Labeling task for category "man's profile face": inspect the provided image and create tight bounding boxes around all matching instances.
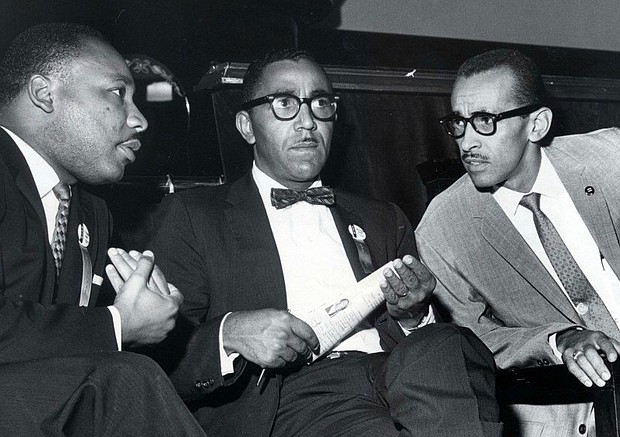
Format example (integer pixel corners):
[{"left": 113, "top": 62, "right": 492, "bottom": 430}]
[
  {"left": 43, "top": 37, "right": 148, "bottom": 185},
  {"left": 243, "top": 58, "right": 334, "bottom": 190},
  {"left": 451, "top": 68, "right": 540, "bottom": 192}
]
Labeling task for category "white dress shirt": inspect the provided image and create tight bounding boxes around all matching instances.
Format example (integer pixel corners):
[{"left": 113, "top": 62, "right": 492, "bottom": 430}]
[
  {"left": 1, "top": 126, "right": 122, "bottom": 349},
  {"left": 494, "top": 149, "right": 620, "bottom": 335}
]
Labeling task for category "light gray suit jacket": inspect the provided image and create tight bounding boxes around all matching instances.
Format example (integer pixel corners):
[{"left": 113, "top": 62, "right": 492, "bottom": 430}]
[{"left": 416, "top": 127, "right": 620, "bottom": 437}]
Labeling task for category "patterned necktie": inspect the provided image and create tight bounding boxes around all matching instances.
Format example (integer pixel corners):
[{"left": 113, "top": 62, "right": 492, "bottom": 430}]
[
  {"left": 271, "top": 187, "right": 335, "bottom": 209},
  {"left": 520, "top": 192, "right": 618, "bottom": 334},
  {"left": 51, "top": 182, "right": 71, "bottom": 277}
]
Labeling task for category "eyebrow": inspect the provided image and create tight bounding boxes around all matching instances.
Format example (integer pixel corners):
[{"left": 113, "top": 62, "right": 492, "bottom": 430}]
[
  {"left": 110, "top": 74, "right": 135, "bottom": 87},
  {"left": 272, "top": 88, "right": 332, "bottom": 97}
]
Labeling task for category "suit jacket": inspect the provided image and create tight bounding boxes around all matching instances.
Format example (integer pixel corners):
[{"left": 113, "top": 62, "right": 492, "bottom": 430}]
[
  {"left": 415, "top": 127, "right": 620, "bottom": 436},
  {"left": 150, "top": 172, "right": 418, "bottom": 437},
  {"left": 0, "top": 129, "right": 117, "bottom": 364}
]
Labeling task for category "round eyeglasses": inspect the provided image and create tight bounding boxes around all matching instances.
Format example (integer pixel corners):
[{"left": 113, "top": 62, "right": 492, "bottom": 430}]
[
  {"left": 439, "top": 104, "right": 541, "bottom": 138},
  {"left": 240, "top": 93, "right": 340, "bottom": 121}
]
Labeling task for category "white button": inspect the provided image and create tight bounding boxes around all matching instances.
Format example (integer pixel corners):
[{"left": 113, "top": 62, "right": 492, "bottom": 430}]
[{"left": 576, "top": 302, "right": 589, "bottom": 315}]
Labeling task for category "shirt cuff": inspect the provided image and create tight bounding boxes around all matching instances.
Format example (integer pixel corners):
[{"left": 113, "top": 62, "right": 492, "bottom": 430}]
[
  {"left": 399, "top": 306, "right": 436, "bottom": 335},
  {"left": 220, "top": 312, "right": 239, "bottom": 375},
  {"left": 107, "top": 305, "right": 122, "bottom": 351},
  {"left": 548, "top": 327, "right": 584, "bottom": 360}
]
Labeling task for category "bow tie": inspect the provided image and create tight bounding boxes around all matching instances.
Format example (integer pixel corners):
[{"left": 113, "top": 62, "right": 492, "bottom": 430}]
[{"left": 270, "top": 187, "right": 335, "bottom": 209}]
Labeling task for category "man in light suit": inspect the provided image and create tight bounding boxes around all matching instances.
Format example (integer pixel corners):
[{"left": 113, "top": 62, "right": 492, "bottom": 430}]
[
  {"left": 149, "top": 48, "right": 503, "bottom": 437},
  {"left": 416, "top": 48, "right": 620, "bottom": 436},
  {"left": 0, "top": 22, "right": 205, "bottom": 436}
]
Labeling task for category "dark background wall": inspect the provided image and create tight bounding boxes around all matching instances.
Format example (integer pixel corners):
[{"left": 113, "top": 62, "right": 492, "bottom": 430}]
[{"left": 3, "top": 1, "right": 620, "bottom": 248}]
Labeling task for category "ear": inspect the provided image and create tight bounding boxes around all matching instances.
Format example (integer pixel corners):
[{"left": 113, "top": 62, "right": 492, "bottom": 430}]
[
  {"left": 235, "top": 110, "right": 256, "bottom": 145},
  {"left": 26, "top": 75, "right": 56, "bottom": 113},
  {"left": 528, "top": 106, "right": 553, "bottom": 143}
]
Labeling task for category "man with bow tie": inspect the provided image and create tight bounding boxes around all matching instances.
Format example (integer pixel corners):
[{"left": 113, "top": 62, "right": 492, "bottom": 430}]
[{"left": 150, "top": 48, "right": 502, "bottom": 437}]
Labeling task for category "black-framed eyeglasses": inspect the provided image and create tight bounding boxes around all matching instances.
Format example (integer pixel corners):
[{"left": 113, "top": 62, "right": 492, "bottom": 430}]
[
  {"left": 240, "top": 93, "right": 340, "bottom": 121},
  {"left": 439, "top": 104, "right": 541, "bottom": 138}
]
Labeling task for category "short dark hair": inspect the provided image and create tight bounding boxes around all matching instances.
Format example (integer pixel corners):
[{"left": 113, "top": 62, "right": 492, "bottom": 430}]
[
  {"left": 0, "top": 22, "right": 107, "bottom": 105},
  {"left": 240, "top": 48, "right": 329, "bottom": 105},
  {"left": 456, "top": 49, "right": 546, "bottom": 106}
]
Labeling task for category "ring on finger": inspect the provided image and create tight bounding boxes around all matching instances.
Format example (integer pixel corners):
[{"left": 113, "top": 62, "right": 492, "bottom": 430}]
[{"left": 572, "top": 350, "right": 585, "bottom": 360}]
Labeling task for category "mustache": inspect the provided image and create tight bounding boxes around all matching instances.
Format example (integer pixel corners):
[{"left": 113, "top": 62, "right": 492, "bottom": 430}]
[{"left": 462, "top": 152, "right": 489, "bottom": 160}]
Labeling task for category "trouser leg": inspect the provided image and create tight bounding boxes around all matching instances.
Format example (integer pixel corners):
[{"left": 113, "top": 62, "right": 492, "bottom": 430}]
[
  {"left": 375, "top": 323, "right": 503, "bottom": 437},
  {"left": 0, "top": 352, "right": 206, "bottom": 437}
]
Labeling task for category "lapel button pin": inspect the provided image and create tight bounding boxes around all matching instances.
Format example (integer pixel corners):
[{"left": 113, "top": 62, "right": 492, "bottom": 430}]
[{"left": 585, "top": 186, "right": 595, "bottom": 196}]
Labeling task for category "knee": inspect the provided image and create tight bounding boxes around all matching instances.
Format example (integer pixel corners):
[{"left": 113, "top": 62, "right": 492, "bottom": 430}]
[
  {"left": 91, "top": 352, "right": 168, "bottom": 383},
  {"left": 397, "top": 323, "right": 495, "bottom": 367}
]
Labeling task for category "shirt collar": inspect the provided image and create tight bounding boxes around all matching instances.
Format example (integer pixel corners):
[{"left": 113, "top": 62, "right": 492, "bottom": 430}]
[
  {"left": 1, "top": 126, "right": 60, "bottom": 200},
  {"left": 251, "top": 162, "right": 322, "bottom": 210},
  {"left": 494, "top": 149, "right": 564, "bottom": 216}
]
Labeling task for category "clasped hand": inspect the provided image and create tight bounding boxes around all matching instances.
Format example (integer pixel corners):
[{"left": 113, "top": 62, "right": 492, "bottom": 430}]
[
  {"left": 106, "top": 248, "right": 183, "bottom": 346},
  {"left": 557, "top": 327, "right": 620, "bottom": 387},
  {"left": 380, "top": 254, "right": 435, "bottom": 330}
]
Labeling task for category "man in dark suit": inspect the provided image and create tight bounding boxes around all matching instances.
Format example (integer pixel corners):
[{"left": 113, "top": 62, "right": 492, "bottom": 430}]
[
  {"left": 0, "top": 23, "right": 205, "bottom": 436},
  {"left": 416, "top": 49, "right": 620, "bottom": 436},
  {"left": 150, "top": 48, "right": 502, "bottom": 437}
]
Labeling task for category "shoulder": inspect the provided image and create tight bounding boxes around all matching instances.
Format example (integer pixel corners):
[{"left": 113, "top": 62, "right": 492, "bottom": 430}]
[
  {"left": 418, "top": 174, "right": 473, "bottom": 226},
  {"left": 547, "top": 127, "right": 620, "bottom": 159}
]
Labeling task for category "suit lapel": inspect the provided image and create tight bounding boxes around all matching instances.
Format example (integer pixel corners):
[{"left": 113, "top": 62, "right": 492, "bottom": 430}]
[
  {"left": 224, "top": 174, "right": 287, "bottom": 310},
  {"left": 472, "top": 189, "right": 581, "bottom": 322},
  {"left": 330, "top": 203, "right": 367, "bottom": 282},
  {"left": 550, "top": 151, "right": 620, "bottom": 280},
  {"left": 0, "top": 130, "right": 56, "bottom": 302}
]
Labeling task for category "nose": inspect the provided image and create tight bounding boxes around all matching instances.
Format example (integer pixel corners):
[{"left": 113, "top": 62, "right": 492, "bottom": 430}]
[
  {"left": 127, "top": 101, "right": 149, "bottom": 133},
  {"left": 295, "top": 102, "right": 317, "bottom": 130},
  {"left": 457, "top": 122, "right": 480, "bottom": 153}
]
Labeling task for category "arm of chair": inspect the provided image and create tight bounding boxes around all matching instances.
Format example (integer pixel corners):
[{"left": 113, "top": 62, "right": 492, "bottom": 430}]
[{"left": 496, "top": 359, "right": 620, "bottom": 436}]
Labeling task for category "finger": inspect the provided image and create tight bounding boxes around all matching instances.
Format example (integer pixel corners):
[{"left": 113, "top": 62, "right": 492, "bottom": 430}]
[
  {"left": 287, "top": 335, "right": 312, "bottom": 361},
  {"left": 392, "top": 259, "right": 419, "bottom": 293},
  {"left": 130, "top": 252, "right": 156, "bottom": 282},
  {"left": 564, "top": 351, "right": 594, "bottom": 387},
  {"left": 380, "top": 279, "right": 399, "bottom": 304},
  {"left": 105, "top": 264, "right": 124, "bottom": 292},
  {"left": 149, "top": 262, "right": 171, "bottom": 295},
  {"left": 599, "top": 336, "right": 620, "bottom": 362},
  {"left": 584, "top": 347, "right": 610, "bottom": 386},
  {"left": 167, "top": 286, "right": 184, "bottom": 306},
  {"left": 383, "top": 267, "right": 408, "bottom": 297},
  {"left": 125, "top": 250, "right": 141, "bottom": 267},
  {"left": 107, "top": 248, "right": 135, "bottom": 281},
  {"left": 402, "top": 254, "right": 434, "bottom": 283},
  {"left": 289, "top": 317, "right": 320, "bottom": 354},
  {"left": 610, "top": 339, "right": 620, "bottom": 362}
]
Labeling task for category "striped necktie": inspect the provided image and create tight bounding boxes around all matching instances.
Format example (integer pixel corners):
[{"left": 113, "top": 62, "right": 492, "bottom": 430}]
[{"left": 51, "top": 182, "right": 71, "bottom": 277}]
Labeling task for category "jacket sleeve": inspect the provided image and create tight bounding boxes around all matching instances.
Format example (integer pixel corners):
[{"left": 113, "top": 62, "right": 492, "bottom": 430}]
[{"left": 416, "top": 231, "right": 578, "bottom": 369}]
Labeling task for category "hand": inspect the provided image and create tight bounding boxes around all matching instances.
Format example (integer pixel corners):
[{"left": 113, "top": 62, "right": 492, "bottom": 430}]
[
  {"left": 106, "top": 248, "right": 183, "bottom": 346},
  {"left": 223, "top": 309, "right": 320, "bottom": 369},
  {"left": 380, "top": 255, "right": 435, "bottom": 329},
  {"left": 557, "top": 328, "right": 620, "bottom": 387}
]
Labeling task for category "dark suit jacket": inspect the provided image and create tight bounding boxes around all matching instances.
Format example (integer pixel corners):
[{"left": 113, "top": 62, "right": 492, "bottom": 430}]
[
  {"left": 150, "top": 172, "right": 418, "bottom": 437},
  {"left": 0, "top": 129, "right": 117, "bottom": 364}
]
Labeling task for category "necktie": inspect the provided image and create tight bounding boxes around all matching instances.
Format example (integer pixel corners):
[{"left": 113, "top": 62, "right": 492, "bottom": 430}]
[
  {"left": 271, "top": 187, "right": 335, "bottom": 209},
  {"left": 51, "top": 182, "right": 71, "bottom": 277},
  {"left": 520, "top": 192, "right": 618, "bottom": 334}
]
